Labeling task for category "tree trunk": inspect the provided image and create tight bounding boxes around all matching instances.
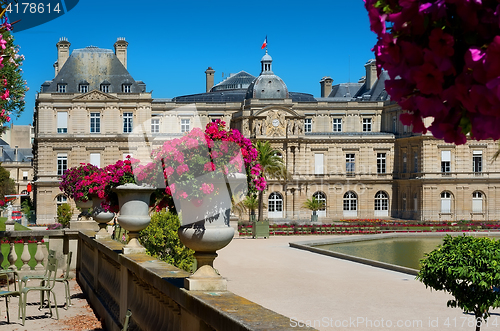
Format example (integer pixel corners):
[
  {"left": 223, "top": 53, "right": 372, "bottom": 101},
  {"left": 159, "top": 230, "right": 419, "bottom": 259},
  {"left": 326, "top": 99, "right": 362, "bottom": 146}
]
[
  {"left": 258, "top": 190, "right": 264, "bottom": 222},
  {"left": 475, "top": 311, "right": 482, "bottom": 331}
]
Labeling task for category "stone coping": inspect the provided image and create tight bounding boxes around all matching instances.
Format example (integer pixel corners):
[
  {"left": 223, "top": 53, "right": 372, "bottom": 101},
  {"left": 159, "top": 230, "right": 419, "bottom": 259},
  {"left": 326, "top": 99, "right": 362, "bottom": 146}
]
[
  {"left": 79, "top": 231, "right": 317, "bottom": 331},
  {"left": 289, "top": 232, "right": 500, "bottom": 277}
]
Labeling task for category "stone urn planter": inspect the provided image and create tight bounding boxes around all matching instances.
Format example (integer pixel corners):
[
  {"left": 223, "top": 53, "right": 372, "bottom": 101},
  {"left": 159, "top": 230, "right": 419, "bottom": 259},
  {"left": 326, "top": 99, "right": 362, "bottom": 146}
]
[
  {"left": 75, "top": 199, "right": 93, "bottom": 213},
  {"left": 90, "top": 195, "right": 115, "bottom": 239},
  {"left": 113, "top": 183, "right": 155, "bottom": 254},
  {"left": 177, "top": 172, "right": 246, "bottom": 291}
]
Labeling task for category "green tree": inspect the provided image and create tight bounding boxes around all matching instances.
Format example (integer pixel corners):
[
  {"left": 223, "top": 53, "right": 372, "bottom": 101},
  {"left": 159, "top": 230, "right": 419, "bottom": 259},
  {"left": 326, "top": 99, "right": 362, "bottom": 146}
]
[
  {"left": 302, "top": 196, "right": 326, "bottom": 215},
  {"left": 417, "top": 235, "right": 500, "bottom": 331},
  {"left": 139, "top": 210, "right": 194, "bottom": 272},
  {"left": 255, "top": 141, "right": 290, "bottom": 222},
  {"left": 0, "top": 164, "right": 15, "bottom": 206},
  {"left": 56, "top": 203, "right": 73, "bottom": 228},
  {"left": 0, "top": 8, "right": 29, "bottom": 129}
]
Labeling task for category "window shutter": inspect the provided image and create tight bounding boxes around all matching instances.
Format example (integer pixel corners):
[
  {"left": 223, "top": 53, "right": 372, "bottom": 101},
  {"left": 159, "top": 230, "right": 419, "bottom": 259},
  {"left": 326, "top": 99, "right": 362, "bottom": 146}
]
[
  {"left": 441, "top": 150, "right": 451, "bottom": 162},
  {"left": 314, "top": 154, "right": 324, "bottom": 174},
  {"left": 90, "top": 153, "right": 101, "bottom": 167},
  {"left": 57, "top": 112, "right": 68, "bottom": 128}
]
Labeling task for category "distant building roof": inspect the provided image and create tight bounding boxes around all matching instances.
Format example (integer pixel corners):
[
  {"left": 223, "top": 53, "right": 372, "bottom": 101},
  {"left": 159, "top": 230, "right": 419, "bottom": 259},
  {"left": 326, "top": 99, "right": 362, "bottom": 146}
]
[
  {"left": 41, "top": 46, "right": 145, "bottom": 93},
  {"left": 211, "top": 71, "right": 256, "bottom": 92}
]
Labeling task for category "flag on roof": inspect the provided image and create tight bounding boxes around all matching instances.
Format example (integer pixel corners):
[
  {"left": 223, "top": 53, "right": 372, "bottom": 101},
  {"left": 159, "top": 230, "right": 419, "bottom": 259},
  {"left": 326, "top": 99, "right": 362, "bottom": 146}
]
[{"left": 261, "top": 36, "right": 267, "bottom": 49}]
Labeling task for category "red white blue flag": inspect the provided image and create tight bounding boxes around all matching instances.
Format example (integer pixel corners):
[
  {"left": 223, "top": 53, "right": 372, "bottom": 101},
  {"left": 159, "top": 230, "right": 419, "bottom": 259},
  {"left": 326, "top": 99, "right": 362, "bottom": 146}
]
[{"left": 261, "top": 36, "right": 267, "bottom": 49}]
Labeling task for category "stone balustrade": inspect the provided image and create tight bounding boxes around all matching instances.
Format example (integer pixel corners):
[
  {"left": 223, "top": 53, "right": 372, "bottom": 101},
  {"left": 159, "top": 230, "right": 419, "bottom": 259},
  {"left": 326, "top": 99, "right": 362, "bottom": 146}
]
[
  {"left": 1, "top": 228, "right": 315, "bottom": 330},
  {"left": 0, "top": 229, "right": 79, "bottom": 277},
  {"left": 77, "top": 230, "right": 316, "bottom": 331}
]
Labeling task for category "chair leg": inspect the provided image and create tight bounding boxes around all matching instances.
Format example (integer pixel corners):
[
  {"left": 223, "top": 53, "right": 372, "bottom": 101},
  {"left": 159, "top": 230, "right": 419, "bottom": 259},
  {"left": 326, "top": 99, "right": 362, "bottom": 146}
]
[
  {"left": 21, "top": 292, "right": 27, "bottom": 326},
  {"left": 51, "top": 290, "right": 59, "bottom": 320},
  {"left": 5, "top": 297, "right": 9, "bottom": 323},
  {"left": 65, "top": 280, "right": 71, "bottom": 308}
]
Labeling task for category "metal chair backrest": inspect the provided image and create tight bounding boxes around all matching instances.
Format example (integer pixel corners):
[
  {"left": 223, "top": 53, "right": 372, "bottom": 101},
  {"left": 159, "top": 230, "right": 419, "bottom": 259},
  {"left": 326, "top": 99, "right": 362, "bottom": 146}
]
[{"left": 44, "top": 257, "right": 59, "bottom": 290}]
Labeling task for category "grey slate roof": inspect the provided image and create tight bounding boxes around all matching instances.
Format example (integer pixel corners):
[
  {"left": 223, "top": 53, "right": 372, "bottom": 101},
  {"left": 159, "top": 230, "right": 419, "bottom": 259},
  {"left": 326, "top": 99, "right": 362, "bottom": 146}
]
[
  {"left": 328, "top": 83, "right": 364, "bottom": 99},
  {"left": 0, "top": 147, "right": 32, "bottom": 162},
  {"left": 354, "top": 71, "right": 390, "bottom": 101},
  {"left": 172, "top": 90, "right": 315, "bottom": 103},
  {"left": 41, "top": 46, "right": 144, "bottom": 93},
  {"left": 211, "top": 71, "right": 256, "bottom": 92}
]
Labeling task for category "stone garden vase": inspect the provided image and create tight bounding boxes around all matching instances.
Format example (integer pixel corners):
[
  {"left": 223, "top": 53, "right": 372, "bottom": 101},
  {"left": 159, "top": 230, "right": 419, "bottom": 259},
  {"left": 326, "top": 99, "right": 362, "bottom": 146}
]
[
  {"left": 177, "top": 173, "right": 246, "bottom": 291},
  {"left": 90, "top": 195, "right": 115, "bottom": 239},
  {"left": 113, "top": 183, "right": 155, "bottom": 254}
]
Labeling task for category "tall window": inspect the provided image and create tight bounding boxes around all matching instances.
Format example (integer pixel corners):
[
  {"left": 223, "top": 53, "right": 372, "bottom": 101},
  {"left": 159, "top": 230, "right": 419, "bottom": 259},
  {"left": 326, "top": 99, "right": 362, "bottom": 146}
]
[
  {"left": 413, "top": 193, "right": 418, "bottom": 212},
  {"left": 79, "top": 84, "right": 88, "bottom": 93},
  {"left": 343, "top": 191, "right": 357, "bottom": 217},
  {"left": 441, "top": 150, "right": 451, "bottom": 174},
  {"left": 402, "top": 153, "right": 407, "bottom": 173},
  {"left": 402, "top": 193, "right": 407, "bottom": 211},
  {"left": 346, "top": 154, "right": 355, "bottom": 175},
  {"left": 472, "top": 191, "right": 483, "bottom": 213},
  {"left": 441, "top": 192, "right": 451, "bottom": 213},
  {"left": 57, "top": 112, "right": 68, "bottom": 133},
  {"left": 377, "top": 153, "right": 386, "bottom": 174},
  {"left": 332, "top": 118, "right": 342, "bottom": 132},
  {"left": 100, "top": 84, "right": 109, "bottom": 93},
  {"left": 151, "top": 118, "right": 160, "bottom": 133},
  {"left": 314, "top": 153, "right": 324, "bottom": 175},
  {"left": 363, "top": 118, "right": 372, "bottom": 132},
  {"left": 304, "top": 118, "right": 312, "bottom": 133},
  {"left": 392, "top": 116, "right": 397, "bottom": 133},
  {"left": 374, "top": 191, "right": 389, "bottom": 217},
  {"left": 90, "top": 153, "right": 101, "bottom": 167},
  {"left": 181, "top": 119, "right": 190, "bottom": 133},
  {"left": 123, "top": 112, "right": 133, "bottom": 133},
  {"left": 90, "top": 112, "right": 100, "bottom": 133},
  {"left": 473, "top": 151, "right": 482, "bottom": 173},
  {"left": 313, "top": 192, "right": 327, "bottom": 217},
  {"left": 122, "top": 84, "right": 131, "bottom": 93},
  {"left": 57, "top": 84, "right": 66, "bottom": 93},
  {"left": 23, "top": 171, "right": 28, "bottom": 181},
  {"left": 268, "top": 192, "right": 283, "bottom": 218},
  {"left": 414, "top": 151, "right": 418, "bottom": 173},
  {"left": 57, "top": 154, "right": 67, "bottom": 176}
]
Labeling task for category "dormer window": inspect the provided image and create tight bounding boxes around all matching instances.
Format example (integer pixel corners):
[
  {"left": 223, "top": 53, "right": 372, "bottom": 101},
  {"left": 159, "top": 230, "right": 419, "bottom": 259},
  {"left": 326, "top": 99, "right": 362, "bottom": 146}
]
[
  {"left": 100, "top": 80, "right": 110, "bottom": 93},
  {"left": 57, "top": 84, "right": 67, "bottom": 93},
  {"left": 122, "top": 84, "right": 131, "bottom": 93},
  {"left": 79, "top": 84, "right": 88, "bottom": 93}
]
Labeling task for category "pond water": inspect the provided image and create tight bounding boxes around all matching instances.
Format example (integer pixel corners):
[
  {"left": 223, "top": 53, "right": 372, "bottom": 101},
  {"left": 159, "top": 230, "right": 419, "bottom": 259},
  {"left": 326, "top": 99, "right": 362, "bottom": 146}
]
[{"left": 316, "top": 237, "right": 453, "bottom": 270}]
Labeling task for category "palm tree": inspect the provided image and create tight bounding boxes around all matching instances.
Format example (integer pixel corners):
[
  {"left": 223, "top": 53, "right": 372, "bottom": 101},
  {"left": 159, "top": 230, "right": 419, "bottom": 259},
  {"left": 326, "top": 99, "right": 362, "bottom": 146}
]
[
  {"left": 255, "top": 141, "right": 290, "bottom": 222},
  {"left": 302, "top": 196, "right": 326, "bottom": 216}
]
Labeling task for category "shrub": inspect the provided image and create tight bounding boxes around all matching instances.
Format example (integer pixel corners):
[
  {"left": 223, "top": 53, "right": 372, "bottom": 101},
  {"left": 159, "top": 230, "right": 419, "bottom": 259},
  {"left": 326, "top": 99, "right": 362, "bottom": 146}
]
[
  {"left": 56, "top": 203, "right": 73, "bottom": 228},
  {"left": 139, "top": 210, "right": 194, "bottom": 272}
]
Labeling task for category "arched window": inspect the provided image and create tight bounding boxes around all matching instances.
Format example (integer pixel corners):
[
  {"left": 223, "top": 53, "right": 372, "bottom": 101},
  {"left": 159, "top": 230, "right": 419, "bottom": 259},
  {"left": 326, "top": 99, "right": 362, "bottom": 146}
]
[
  {"left": 268, "top": 192, "right": 283, "bottom": 218},
  {"left": 374, "top": 191, "right": 388, "bottom": 217},
  {"left": 472, "top": 191, "right": 484, "bottom": 213},
  {"left": 343, "top": 191, "right": 357, "bottom": 217},
  {"left": 313, "top": 192, "right": 326, "bottom": 217},
  {"left": 56, "top": 195, "right": 67, "bottom": 206},
  {"left": 441, "top": 191, "right": 452, "bottom": 213}
]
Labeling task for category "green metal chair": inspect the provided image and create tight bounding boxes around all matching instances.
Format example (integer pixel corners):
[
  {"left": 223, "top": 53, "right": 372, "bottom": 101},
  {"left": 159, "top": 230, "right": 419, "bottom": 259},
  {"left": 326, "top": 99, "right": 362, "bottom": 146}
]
[
  {"left": 20, "top": 257, "right": 60, "bottom": 325},
  {"left": 55, "top": 251, "right": 73, "bottom": 309},
  {"left": 0, "top": 277, "right": 21, "bottom": 323},
  {"left": 122, "top": 309, "right": 132, "bottom": 331}
]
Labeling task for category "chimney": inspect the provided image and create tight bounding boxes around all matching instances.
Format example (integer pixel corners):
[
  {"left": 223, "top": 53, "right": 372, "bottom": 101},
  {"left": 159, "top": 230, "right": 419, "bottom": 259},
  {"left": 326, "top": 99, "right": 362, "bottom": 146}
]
[
  {"left": 365, "top": 59, "right": 378, "bottom": 90},
  {"left": 205, "top": 67, "right": 215, "bottom": 92},
  {"left": 114, "top": 37, "right": 129, "bottom": 69},
  {"left": 319, "top": 76, "right": 333, "bottom": 98},
  {"left": 55, "top": 37, "right": 71, "bottom": 77}
]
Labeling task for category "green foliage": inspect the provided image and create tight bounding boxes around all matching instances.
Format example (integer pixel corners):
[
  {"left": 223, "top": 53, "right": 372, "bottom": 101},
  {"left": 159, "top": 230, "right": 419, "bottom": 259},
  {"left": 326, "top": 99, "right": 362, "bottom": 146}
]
[
  {"left": 417, "top": 235, "right": 500, "bottom": 327},
  {"left": 56, "top": 203, "right": 73, "bottom": 228},
  {"left": 302, "top": 196, "right": 326, "bottom": 213},
  {"left": 0, "top": 164, "right": 15, "bottom": 205},
  {"left": 21, "top": 198, "right": 33, "bottom": 216},
  {"left": 255, "top": 141, "right": 290, "bottom": 221},
  {"left": 139, "top": 210, "right": 194, "bottom": 272}
]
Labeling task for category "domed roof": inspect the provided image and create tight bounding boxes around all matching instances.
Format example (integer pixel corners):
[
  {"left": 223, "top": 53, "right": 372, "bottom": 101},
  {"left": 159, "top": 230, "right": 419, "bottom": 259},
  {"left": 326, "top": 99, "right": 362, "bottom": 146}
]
[
  {"left": 245, "top": 51, "right": 289, "bottom": 99},
  {"left": 210, "top": 71, "right": 256, "bottom": 92}
]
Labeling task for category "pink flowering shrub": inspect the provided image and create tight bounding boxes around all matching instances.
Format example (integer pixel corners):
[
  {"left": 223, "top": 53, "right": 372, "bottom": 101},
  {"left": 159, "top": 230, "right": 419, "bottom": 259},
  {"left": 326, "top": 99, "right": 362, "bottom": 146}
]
[
  {"left": 136, "top": 120, "right": 266, "bottom": 211},
  {"left": 59, "top": 163, "right": 103, "bottom": 202},
  {"left": 365, "top": 0, "right": 500, "bottom": 144}
]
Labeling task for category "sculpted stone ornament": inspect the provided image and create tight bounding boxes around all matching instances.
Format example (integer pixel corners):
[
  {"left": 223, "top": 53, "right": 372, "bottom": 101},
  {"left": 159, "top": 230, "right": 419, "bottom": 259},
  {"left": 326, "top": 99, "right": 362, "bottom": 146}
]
[
  {"left": 73, "top": 90, "right": 118, "bottom": 101},
  {"left": 265, "top": 110, "right": 286, "bottom": 137}
]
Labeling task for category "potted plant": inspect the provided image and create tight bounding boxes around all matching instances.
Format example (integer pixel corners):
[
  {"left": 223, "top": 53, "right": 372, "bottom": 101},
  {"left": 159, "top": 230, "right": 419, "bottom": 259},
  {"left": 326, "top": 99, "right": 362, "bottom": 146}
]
[
  {"left": 59, "top": 163, "right": 101, "bottom": 211},
  {"left": 302, "top": 196, "right": 326, "bottom": 223}
]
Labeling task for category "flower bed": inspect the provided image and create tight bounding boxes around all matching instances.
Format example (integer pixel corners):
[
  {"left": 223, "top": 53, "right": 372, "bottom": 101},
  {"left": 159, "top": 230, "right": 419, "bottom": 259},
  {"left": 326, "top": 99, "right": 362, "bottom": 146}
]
[{"left": 238, "top": 220, "right": 500, "bottom": 236}]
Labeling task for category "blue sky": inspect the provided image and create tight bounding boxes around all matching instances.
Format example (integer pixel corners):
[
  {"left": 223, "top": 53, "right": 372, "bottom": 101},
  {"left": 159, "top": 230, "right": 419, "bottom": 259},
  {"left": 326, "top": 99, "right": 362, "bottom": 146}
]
[{"left": 10, "top": 0, "right": 377, "bottom": 126}]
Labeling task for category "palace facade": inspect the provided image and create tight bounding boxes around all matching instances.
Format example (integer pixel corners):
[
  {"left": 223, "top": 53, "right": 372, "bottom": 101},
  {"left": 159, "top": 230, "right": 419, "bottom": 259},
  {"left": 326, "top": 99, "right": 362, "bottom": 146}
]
[{"left": 33, "top": 38, "right": 500, "bottom": 223}]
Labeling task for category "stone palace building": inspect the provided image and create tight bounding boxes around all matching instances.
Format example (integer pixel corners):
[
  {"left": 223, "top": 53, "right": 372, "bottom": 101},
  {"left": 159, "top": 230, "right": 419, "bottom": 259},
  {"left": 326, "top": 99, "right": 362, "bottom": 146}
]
[{"left": 33, "top": 38, "right": 500, "bottom": 223}]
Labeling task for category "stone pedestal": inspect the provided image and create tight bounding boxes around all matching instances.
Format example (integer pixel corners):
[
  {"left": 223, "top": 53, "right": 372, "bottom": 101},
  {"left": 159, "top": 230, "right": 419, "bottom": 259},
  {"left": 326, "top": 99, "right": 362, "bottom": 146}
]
[
  {"left": 184, "top": 265, "right": 227, "bottom": 291},
  {"left": 5, "top": 221, "right": 15, "bottom": 231}
]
